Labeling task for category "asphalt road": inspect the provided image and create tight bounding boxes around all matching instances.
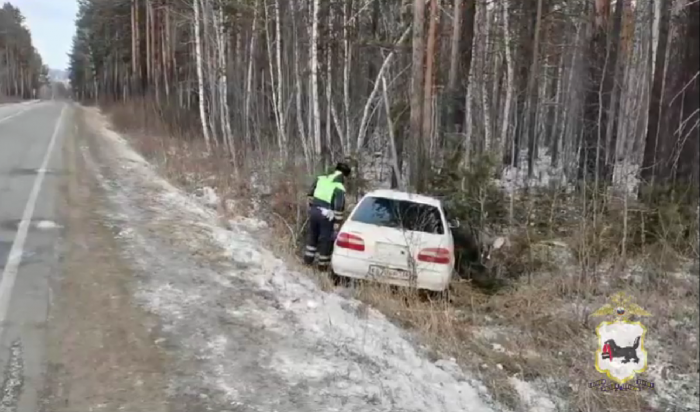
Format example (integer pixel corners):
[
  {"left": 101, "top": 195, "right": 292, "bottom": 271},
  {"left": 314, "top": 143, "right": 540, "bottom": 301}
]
[{"left": 0, "top": 101, "right": 66, "bottom": 411}]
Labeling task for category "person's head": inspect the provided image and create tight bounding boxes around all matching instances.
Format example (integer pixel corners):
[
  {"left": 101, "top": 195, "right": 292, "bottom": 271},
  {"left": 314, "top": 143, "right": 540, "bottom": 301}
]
[{"left": 335, "top": 162, "right": 351, "bottom": 177}]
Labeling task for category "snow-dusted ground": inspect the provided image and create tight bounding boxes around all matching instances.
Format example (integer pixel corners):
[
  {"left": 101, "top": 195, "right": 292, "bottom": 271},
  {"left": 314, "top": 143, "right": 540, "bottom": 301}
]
[
  {"left": 81, "top": 111, "right": 505, "bottom": 411},
  {"left": 358, "top": 145, "right": 697, "bottom": 412}
]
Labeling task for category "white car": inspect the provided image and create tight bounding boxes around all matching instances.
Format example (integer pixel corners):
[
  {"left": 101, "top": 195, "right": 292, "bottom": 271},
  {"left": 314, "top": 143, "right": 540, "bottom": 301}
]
[{"left": 331, "top": 189, "right": 457, "bottom": 292}]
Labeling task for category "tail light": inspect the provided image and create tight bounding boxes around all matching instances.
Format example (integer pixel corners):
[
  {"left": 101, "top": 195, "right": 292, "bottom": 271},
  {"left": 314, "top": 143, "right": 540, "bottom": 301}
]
[
  {"left": 417, "top": 247, "right": 451, "bottom": 264},
  {"left": 336, "top": 232, "right": 365, "bottom": 251}
]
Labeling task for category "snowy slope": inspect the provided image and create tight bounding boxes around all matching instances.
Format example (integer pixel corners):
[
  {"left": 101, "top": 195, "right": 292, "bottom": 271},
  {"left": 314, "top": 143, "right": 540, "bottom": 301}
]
[{"left": 82, "top": 110, "right": 506, "bottom": 412}]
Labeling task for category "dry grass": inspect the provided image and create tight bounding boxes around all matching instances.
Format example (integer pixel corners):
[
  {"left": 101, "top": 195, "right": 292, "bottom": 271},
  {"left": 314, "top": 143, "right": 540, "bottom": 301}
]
[{"left": 102, "top": 100, "right": 699, "bottom": 412}]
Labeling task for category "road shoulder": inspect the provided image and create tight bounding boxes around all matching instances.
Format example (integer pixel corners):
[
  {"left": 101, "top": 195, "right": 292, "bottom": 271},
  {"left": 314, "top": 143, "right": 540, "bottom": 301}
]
[{"left": 40, "top": 106, "right": 169, "bottom": 412}]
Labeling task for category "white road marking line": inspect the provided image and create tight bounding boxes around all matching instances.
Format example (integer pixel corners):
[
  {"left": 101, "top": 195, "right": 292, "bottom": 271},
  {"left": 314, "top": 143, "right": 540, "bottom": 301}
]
[
  {"left": 0, "top": 102, "right": 41, "bottom": 125},
  {"left": 0, "top": 104, "right": 66, "bottom": 334}
]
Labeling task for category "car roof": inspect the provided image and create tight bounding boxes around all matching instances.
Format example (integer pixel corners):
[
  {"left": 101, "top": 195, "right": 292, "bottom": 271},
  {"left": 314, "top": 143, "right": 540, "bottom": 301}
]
[{"left": 362, "top": 189, "right": 442, "bottom": 207}]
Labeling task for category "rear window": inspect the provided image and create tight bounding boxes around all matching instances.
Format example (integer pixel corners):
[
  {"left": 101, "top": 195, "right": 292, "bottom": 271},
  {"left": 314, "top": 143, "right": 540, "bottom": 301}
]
[{"left": 350, "top": 196, "right": 445, "bottom": 234}]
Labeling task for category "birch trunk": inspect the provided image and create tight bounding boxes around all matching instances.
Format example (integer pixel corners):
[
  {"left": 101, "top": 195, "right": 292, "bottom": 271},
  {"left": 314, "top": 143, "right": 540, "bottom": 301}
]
[
  {"left": 131, "top": 0, "right": 137, "bottom": 74},
  {"left": 291, "top": 2, "right": 312, "bottom": 172},
  {"left": 500, "top": 0, "right": 514, "bottom": 165},
  {"left": 162, "top": 5, "right": 170, "bottom": 98},
  {"left": 202, "top": 0, "right": 219, "bottom": 147},
  {"left": 464, "top": 68, "right": 473, "bottom": 166},
  {"left": 525, "top": 0, "right": 544, "bottom": 177},
  {"left": 193, "top": 0, "right": 212, "bottom": 152},
  {"left": 409, "top": 0, "right": 427, "bottom": 190},
  {"left": 551, "top": 51, "right": 565, "bottom": 167},
  {"left": 481, "top": 3, "right": 492, "bottom": 152},
  {"left": 491, "top": 26, "right": 502, "bottom": 143},
  {"left": 310, "top": 0, "right": 322, "bottom": 163},
  {"left": 244, "top": 3, "right": 258, "bottom": 148},
  {"left": 265, "top": 0, "right": 287, "bottom": 158},
  {"left": 146, "top": 0, "right": 151, "bottom": 82},
  {"left": 216, "top": 5, "right": 235, "bottom": 166},
  {"left": 325, "top": 3, "right": 334, "bottom": 167},
  {"left": 422, "top": 0, "right": 439, "bottom": 158},
  {"left": 274, "top": 0, "right": 287, "bottom": 156},
  {"left": 342, "top": 0, "right": 352, "bottom": 154}
]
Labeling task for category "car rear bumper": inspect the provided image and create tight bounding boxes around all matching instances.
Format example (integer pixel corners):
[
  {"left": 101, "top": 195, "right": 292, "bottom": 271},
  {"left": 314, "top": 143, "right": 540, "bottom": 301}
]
[{"left": 331, "top": 253, "right": 451, "bottom": 292}]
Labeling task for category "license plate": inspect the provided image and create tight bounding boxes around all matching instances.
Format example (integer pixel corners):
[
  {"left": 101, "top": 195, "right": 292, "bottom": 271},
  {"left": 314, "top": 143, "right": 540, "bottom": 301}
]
[{"left": 368, "top": 265, "right": 411, "bottom": 280}]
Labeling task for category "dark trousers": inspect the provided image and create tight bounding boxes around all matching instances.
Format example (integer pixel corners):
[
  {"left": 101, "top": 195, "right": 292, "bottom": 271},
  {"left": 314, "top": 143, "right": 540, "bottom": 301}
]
[{"left": 304, "top": 206, "right": 334, "bottom": 269}]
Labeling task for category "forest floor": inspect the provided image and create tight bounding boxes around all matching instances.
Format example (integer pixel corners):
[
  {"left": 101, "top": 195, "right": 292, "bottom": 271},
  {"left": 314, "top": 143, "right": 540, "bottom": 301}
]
[{"left": 101, "top": 102, "right": 699, "bottom": 412}]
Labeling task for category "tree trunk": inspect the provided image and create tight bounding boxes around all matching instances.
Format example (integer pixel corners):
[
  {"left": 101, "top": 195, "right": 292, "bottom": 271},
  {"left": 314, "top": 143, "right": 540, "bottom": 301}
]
[
  {"left": 500, "top": 0, "right": 515, "bottom": 167},
  {"left": 640, "top": 0, "right": 670, "bottom": 187},
  {"left": 310, "top": 0, "right": 322, "bottom": 166},
  {"left": 550, "top": 51, "right": 564, "bottom": 168},
  {"left": 215, "top": 5, "right": 235, "bottom": 167},
  {"left": 423, "top": 0, "right": 439, "bottom": 159},
  {"left": 603, "top": 0, "right": 625, "bottom": 181},
  {"left": 525, "top": 0, "right": 543, "bottom": 178},
  {"left": 452, "top": 0, "right": 476, "bottom": 133},
  {"left": 409, "top": 0, "right": 427, "bottom": 190},
  {"left": 291, "top": 1, "right": 312, "bottom": 172},
  {"left": 446, "top": 0, "right": 463, "bottom": 102},
  {"left": 480, "top": 3, "right": 492, "bottom": 153},
  {"left": 342, "top": 0, "right": 353, "bottom": 155},
  {"left": 578, "top": 0, "right": 612, "bottom": 184},
  {"left": 671, "top": 0, "right": 699, "bottom": 185},
  {"left": 382, "top": 74, "right": 404, "bottom": 190},
  {"left": 193, "top": 0, "right": 212, "bottom": 152},
  {"left": 265, "top": 0, "right": 287, "bottom": 159},
  {"left": 324, "top": 1, "right": 334, "bottom": 169},
  {"left": 275, "top": 0, "right": 287, "bottom": 158},
  {"left": 244, "top": 2, "right": 258, "bottom": 149}
]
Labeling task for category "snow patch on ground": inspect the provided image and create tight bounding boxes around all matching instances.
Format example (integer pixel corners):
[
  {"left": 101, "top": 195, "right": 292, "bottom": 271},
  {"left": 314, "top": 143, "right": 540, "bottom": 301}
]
[
  {"left": 508, "top": 378, "right": 557, "bottom": 412},
  {"left": 645, "top": 363, "right": 700, "bottom": 412},
  {"left": 35, "top": 220, "right": 61, "bottom": 229},
  {"left": 86, "top": 111, "right": 506, "bottom": 412},
  {"left": 192, "top": 186, "right": 219, "bottom": 208}
]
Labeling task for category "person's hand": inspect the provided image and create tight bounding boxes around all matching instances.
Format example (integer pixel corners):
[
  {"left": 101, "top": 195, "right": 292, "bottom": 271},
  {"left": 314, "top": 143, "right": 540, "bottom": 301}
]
[{"left": 333, "top": 222, "right": 340, "bottom": 232}]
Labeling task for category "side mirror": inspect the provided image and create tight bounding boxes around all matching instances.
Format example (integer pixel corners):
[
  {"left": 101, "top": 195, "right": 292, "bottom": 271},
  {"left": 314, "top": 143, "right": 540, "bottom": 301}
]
[{"left": 448, "top": 218, "right": 460, "bottom": 229}]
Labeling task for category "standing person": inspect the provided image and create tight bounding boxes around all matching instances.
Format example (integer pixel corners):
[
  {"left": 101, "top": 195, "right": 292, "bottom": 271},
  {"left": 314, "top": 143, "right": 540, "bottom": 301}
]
[{"left": 303, "top": 162, "right": 352, "bottom": 270}]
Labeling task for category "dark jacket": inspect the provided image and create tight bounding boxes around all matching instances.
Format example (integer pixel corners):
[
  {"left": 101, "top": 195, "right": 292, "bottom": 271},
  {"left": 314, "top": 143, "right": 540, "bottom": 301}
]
[{"left": 307, "top": 172, "right": 346, "bottom": 223}]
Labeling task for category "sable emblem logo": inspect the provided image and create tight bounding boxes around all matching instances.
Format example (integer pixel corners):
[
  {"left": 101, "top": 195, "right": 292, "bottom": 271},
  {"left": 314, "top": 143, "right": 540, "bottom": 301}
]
[{"left": 592, "top": 292, "right": 652, "bottom": 384}]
